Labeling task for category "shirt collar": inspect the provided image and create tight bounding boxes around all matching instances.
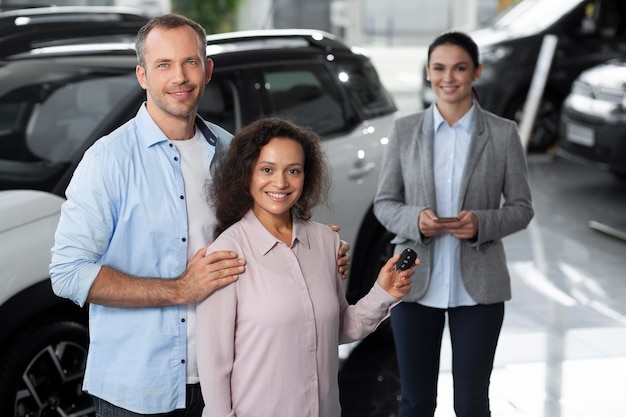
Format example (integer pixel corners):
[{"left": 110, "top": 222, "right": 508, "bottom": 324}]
[
  {"left": 433, "top": 102, "right": 476, "bottom": 134},
  {"left": 136, "top": 103, "right": 172, "bottom": 148},
  {"left": 241, "top": 209, "right": 310, "bottom": 255}
]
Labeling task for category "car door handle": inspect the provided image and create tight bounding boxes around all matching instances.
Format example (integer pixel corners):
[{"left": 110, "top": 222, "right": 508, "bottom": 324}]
[{"left": 348, "top": 161, "right": 375, "bottom": 180}]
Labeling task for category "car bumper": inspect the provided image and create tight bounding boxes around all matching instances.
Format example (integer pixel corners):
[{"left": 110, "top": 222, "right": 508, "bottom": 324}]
[{"left": 559, "top": 97, "right": 626, "bottom": 176}]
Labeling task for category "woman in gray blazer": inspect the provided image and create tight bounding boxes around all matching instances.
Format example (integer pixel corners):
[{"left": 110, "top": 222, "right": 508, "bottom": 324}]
[{"left": 374, "top": 32, "right": 534, "bottom": 417}]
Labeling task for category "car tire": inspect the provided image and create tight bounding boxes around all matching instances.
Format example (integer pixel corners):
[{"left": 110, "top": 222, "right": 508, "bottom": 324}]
[
  {"left": 339, "top": 329, "right": 400, "bottom": 416},
  {"left": 0, "top": 320, "right": 94, "bottom": 417}
]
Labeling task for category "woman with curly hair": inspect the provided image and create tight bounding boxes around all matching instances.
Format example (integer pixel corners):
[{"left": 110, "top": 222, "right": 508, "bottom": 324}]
[{"left": 196, "top": 116, "right": 415, "bottom": 417}]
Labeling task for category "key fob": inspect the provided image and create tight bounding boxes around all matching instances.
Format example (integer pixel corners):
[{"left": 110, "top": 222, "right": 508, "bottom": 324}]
[{"left": 395, "top": 248, "right": 417, "bottom": 271}]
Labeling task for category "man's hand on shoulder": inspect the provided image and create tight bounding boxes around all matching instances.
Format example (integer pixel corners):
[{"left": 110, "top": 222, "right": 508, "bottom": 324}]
[
  {"left": 328, "top": 224, "right": 351, "bottom": 280},
  {"left": 179, "top": 246, "right": 245, "bottom": 303}
]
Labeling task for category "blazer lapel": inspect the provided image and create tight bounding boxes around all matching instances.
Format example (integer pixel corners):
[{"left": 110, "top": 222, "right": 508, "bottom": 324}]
[
  {"left": 420, "top": 106, "right": 438, "bottom": 211},
  {"left": 459, "top": 104, "right": 489, "bottom": 206}
]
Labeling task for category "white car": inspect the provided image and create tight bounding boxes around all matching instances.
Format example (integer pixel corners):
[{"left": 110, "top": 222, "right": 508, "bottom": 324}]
[{"left": 0, "top": 7, "right": 398, "bottom": 416}]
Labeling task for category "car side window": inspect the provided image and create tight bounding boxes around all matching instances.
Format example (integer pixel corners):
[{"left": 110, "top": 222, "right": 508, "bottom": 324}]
[
  {"left": 578, "top": 0, "right": 626, "bottom": 38},
  {"left": 596, "top": 0, "right": 626, "bottom": 37},
  {"left": 339, "top": 59, "right": 396, "bottom": 119},
  {"left": 0, "top": 73, "right": 137, "bottom": 191},
  {"left": 197, "top": 78, "right": 241, "bottom": 134},
  {"left": 263, "top": 67, "right": 346, "bottom": 137},
  {"left": 25, "top": 75, "right": 137, "bottom": 163}
]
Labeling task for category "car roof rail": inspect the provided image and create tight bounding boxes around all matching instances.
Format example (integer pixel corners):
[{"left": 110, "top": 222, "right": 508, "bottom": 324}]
[
  {"left": 0, "top": 4, "right": 46, "bottom": 12},
  {"left": 205, "top": 29, "right": 351, "bottom": 53},
  {"left": 0, "top": 6, "right": 148, "bottom": 58}
]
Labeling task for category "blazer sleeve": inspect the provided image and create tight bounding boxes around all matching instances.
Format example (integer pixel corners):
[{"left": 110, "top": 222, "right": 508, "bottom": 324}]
[
  {"left": 470, "top": 118, "right": 534, "bottom": 246},
  {"left": 374, "top": 114, "right": 430, "bottom": 244}
]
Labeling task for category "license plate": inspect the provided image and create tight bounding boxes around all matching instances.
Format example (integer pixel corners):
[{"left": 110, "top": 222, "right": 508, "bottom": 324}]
[{"left": 566, "top": 122, "right": 595, "bottom": 147}]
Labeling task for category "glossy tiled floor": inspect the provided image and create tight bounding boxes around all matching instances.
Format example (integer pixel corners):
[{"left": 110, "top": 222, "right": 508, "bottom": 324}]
[
  {"left": 338, "top": 45, "right": 626, "bottom": 417},
  {"left": 480, "top": 155, "right": 626, "bottom": 417}
]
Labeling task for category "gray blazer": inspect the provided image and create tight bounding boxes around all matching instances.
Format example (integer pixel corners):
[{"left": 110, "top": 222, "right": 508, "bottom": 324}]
[{"left": 374, "top": 103, "right": 534, "bottom": 304}]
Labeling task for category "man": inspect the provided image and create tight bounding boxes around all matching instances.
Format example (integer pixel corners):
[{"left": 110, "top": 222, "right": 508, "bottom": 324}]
[{"left": 49, "top": 14, "right": 349, "bottom": 417}]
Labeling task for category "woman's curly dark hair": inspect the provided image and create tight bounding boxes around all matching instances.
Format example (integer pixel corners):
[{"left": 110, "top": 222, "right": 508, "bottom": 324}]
[{"left": 210, "top": 117, "right": 331, "bottom": 238}]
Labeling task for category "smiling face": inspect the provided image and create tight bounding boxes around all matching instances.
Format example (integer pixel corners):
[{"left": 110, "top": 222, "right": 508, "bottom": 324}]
[
  {"left": 250, "top": 137, "right": 305, "bottom": 225},
  {"left": 426, "top": 43, "right": 482, "bottom": 108},
  {"left": 136, "top": 25, "right": 212, "bottom": 128}
]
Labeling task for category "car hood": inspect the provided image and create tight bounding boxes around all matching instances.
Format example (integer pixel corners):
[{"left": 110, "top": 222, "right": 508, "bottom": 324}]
[
  {"left": 469, "top": 27, "right": 516, "bottom": 49},
  {"left": 0, "top": 190, "right": 64, "bottom": 233},
  {"left": 578, "top": 60, "right": 626, "bottom": 90}
]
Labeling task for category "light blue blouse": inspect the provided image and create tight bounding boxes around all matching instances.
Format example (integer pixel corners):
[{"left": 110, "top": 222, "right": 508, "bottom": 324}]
[{"left": 419, "top": 104, "right": 477, "bottom": 308}]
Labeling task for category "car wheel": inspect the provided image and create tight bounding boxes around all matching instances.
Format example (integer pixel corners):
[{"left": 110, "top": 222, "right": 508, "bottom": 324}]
[
  {"left": 0, "top": 320, "right": 94, "bottom": 417},
  {"left": 510, "top": 94, "right": 560, "bottom": 152}
]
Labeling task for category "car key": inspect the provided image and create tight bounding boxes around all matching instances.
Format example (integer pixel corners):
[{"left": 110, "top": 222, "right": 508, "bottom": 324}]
[{"left": 395, "top": 247, "right": 417, "bottom": 271}]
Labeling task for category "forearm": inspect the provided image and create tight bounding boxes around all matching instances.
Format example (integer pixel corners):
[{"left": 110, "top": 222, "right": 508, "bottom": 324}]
[
  {"left": 339, "top": 283, "right": 397, "bottom": 344},
  {"left": 87, "top": 265, "right": 185, "bottom": 308}
]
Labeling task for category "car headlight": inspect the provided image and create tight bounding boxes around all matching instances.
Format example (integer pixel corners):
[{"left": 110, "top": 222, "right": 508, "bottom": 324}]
[
  {"left": 571, "top": 80, "right": 593, "bottom": 98},
  {"left": 480, "top": 46, "right": 512, "bottom": 65}
]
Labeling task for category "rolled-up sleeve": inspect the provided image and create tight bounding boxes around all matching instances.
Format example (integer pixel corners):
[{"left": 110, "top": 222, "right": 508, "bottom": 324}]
[{"left": 49, "top": 149, "right": 112, "bottom": 306}]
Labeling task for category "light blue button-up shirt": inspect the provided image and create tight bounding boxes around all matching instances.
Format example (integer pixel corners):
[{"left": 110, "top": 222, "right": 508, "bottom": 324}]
[
  {"left": 419, "top": 105, "right": 477, "bottom": 308},
  {"left": 49, "top": 104, "right": 231, "bottom": 413}
]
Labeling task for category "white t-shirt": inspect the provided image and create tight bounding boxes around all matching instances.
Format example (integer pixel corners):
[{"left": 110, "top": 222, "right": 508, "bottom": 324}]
[{"left": 173, "top": 128, "right": 216, "bottom": 383}]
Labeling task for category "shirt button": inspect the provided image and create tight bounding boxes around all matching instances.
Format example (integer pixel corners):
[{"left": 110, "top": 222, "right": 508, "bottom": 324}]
[
  {"left": 181, "top": 359, "right": 186, "bottom": 364},
  {"left": 182, "top": 237, "right": 187, "bottom": 243},
  {"left": 174, "top": 156, "right": 179, "bottom": 161},
  {"left": 180, "top": 195, "right": 184, "bottom": 200},
  {"left": 181, "top": 318, "right": 186, "bottom": 323},
  {"left": 169, "top": 143, "right": 174, "bottom": 148}
]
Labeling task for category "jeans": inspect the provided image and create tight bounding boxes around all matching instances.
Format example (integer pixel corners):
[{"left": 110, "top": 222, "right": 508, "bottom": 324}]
[
  {"left": 93, "top": 384, "right": 204, "bottom": 417},
  {"left": 391, "top": 302, "right": 504, "bottom": 417}
]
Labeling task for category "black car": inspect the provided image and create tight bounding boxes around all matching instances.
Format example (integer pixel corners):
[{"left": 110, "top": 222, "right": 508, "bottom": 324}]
[
  {"left": 559, "top": 58, "right": 626, "bottom": 179},
  {"left": 420, "top": 0, "right": 626, "bottom": 151},
  {"left": 0, "top": 7, "right": 398, "bottom": 417}
]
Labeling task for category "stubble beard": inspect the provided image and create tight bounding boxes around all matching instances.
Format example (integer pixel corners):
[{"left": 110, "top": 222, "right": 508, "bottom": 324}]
[{"left": 149, "top": 84, "right": 203, "bottom": 119}]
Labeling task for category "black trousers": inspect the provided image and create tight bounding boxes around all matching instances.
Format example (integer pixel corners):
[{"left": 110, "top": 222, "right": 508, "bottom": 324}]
[{"left": 390, "top": 302, "right": 504, "bottom": 417}]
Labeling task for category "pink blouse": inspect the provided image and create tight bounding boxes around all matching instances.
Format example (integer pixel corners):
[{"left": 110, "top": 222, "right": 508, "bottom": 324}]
[{"left": 196, "top": 210, "right": 398, "bottom": 417}]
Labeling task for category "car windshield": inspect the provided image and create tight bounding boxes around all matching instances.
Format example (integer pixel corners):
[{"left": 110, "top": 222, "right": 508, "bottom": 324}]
[
  {"left": 0, "top": 63, "right": 137, "bottom": 191},
  {"left": 492, "top": 0, "right": 583, "bottom": 35}
]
